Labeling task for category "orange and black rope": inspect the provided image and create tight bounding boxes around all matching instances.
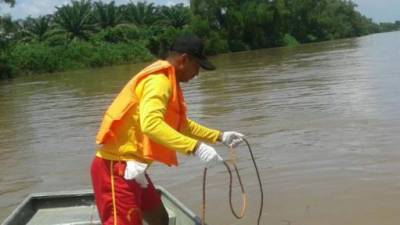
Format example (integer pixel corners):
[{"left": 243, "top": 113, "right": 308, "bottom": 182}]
[{"left": 201, "top": 138, "right": 264, "bottom": 225}]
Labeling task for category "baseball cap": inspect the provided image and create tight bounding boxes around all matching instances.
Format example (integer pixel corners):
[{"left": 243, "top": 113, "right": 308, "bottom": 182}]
[{"left": 170, "top": 35, "right": 216, "bottom": 70}]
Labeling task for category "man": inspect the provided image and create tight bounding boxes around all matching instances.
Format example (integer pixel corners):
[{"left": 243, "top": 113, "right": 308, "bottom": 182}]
[{"left": 91, "top": 35, "right": 245, "bottom": 225}]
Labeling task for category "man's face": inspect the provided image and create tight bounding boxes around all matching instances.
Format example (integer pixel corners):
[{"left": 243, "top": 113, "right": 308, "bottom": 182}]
[{"left": 177, "top": 54, "right": 200, "bottom": 83}]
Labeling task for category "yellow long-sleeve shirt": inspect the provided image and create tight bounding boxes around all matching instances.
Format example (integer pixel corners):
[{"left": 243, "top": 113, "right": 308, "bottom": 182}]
[{"left": 96, "top": 74, "right": 220, "bottom": 162}]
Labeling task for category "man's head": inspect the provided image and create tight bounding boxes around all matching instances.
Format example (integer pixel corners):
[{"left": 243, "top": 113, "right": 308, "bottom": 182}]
[{"left": 167, "top": 35, "right": 215, "bottom": 83}]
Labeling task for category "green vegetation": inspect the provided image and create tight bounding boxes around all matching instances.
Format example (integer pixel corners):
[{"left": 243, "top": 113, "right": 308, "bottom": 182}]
[
  {"left": 1, "top": 0, "right": 399, "bottom": 79},
  {"left": 378, "top": 21, "right": 400, "bottom": 33}
]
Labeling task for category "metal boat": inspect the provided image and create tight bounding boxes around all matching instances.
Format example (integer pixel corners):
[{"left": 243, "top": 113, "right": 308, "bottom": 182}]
[{"left": 2, "top": 186, "right": 202, "bottom": 225}]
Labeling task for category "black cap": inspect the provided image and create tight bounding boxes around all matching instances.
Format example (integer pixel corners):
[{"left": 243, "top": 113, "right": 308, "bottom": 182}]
[{"left": 170, "top": 35, "right": 216, "bottom": 70}]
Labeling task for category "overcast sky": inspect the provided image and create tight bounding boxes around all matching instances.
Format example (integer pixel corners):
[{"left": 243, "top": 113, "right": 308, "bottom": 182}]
[{"left": 0, "top": 0, "right": 398, "bottom": 23}]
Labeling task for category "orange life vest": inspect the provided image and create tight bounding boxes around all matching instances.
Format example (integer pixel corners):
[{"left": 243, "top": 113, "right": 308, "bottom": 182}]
[{"left": 96, "top": 60, "right": 186, "bottom": 166}]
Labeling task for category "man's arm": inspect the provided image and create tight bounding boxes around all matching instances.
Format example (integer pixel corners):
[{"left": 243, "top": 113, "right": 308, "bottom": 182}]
[{"left": 181, "top": 119, "right": 221, "bottom": 144}]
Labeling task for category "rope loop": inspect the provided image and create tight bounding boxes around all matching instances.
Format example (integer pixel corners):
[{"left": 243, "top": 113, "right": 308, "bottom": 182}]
[{"left": 201, "top": 138, "right": 264, "bottom": 225}]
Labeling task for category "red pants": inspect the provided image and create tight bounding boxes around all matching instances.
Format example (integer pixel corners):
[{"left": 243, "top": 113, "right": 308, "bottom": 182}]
[{"left": 90, "top": 157, "right": 162, "bottom": 225}]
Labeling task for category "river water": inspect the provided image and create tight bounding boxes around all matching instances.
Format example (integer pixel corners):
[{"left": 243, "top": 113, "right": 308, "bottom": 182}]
[{"left": 1, "top": 31, "right": 399, "bottom": 225}]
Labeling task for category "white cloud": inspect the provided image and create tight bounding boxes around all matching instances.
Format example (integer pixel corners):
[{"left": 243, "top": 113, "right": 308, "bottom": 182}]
[
  {"left": 0, "top": 2, "right": 13, "bottom": 15},
  {"left": 1, "top": 0, "right": 71, "bottom": 19},
  {"left": 165, "top": 0, "right": 188, "bottom": 6}
]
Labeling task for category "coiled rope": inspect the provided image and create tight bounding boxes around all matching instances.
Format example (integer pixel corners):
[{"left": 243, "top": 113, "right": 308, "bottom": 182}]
[{"left": 201, "top": 138, "right": 264, "bottom": 225}]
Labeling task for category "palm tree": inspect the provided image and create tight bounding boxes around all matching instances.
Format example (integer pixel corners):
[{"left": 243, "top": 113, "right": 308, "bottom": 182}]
[
  {"left": 94, "top": 1, "right": 123, "bottom": 29},
  {"left": 53, "top": 0, "right": 96, "bottom": 41},
  {"left": 20, "top": 16, "right": 52, "bottom": 42},
  {"left": 0, "top": 0, "right": 16, "bottom": 45},
  {"left": 159, "top": 4, "right": 191, "bottom": 29},
  {"left": 123, "top": 1, "right": 160, "bottom": 26},
  {"left": 0, "top": 15, "right": 16, "bottom": 78},
  {"left": 0, "top": 15, "right": 18, "bottom": 47}
]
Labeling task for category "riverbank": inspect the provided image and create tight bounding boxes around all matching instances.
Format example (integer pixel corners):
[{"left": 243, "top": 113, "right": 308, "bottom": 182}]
[{"left": 1, "top": 0, "right": 399, "bottom": 79}]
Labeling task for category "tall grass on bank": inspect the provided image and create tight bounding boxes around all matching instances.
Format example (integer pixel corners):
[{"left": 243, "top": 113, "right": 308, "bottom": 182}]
[{"left": 8, "top": 41, "right": 153, "bottom": 75}]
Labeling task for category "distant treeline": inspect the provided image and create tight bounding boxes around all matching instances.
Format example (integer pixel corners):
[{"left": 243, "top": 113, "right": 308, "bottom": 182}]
[{"left": 1, "top": 0, "right": 399, "bottom": 79}]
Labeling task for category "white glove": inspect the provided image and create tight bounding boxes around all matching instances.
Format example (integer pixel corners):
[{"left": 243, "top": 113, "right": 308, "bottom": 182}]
[
  {"left": 124, "top": 161, "right": 149, "bottom": 188},
  {"left": 194, "top": 143, "right": 223, "bottom": 168},
  {"left": 221, "top": 131, "right": 245, "bottom": 148}
]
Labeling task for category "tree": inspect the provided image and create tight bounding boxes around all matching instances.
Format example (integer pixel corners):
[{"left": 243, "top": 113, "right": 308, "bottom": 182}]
[
  {"left": 159, "top": 4, "right": 191, "bottom": 29},
  {"left": 53, "top": 0, "right": 96, "bottom": 41},
  {"left": 94, "top": 1, "right": 123, "bottom": 29},
  {"left": 123, "top": 2, "right": 160, "bottom": 26},
  {"left": 20, "top": 16, "right": 52, "bottom": 42},
  {"left": 0, "top": 0, "right": 16, "bottom": 44},
  {"left": 0, "top": 15, "right": 18, "bottom": 47},
  {"left": 0, "top": 15, "right": 15, "bottom": 78},
  {"left": 239, "top": 1, "right": 272, "bottom": 48},
  {"left": 270, "top": 0, "right": 289, "bottom": 42},
  {"left": 224, "top": 8, "right": 244, "bottom": 41},
  {"left": 190, "top": 0, "right": 232, "bottom": 30}
]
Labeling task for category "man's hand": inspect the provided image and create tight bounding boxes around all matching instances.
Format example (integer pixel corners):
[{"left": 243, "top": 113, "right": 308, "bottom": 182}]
[
  {"left": 221, "top": 131, "right": 245, "bottom": 148},
  {"left": 194, "top": 142, "right": 223, "bottom": 168},
  {"left": 124, "top": 161, "right": 148, "bottom": 188}
]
